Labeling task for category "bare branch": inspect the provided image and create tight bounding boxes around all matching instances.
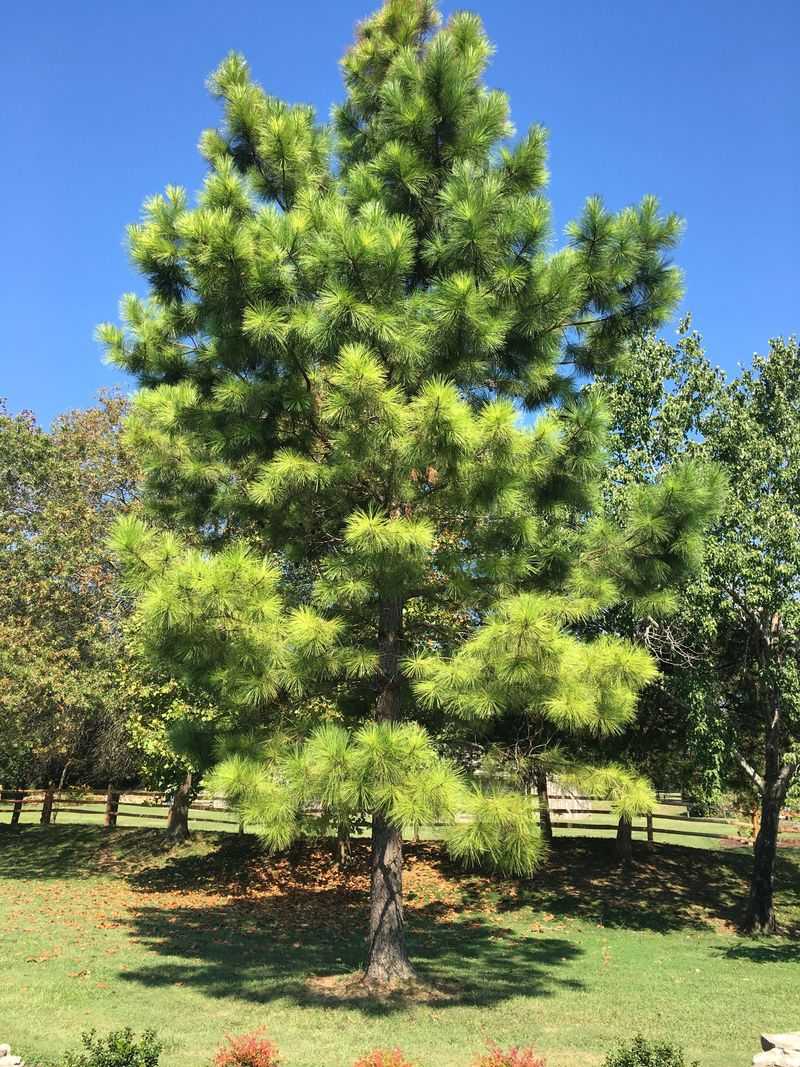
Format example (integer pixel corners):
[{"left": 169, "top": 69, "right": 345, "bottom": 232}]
[{"left": 736, "top": 750, "right": 764, "bottom": 794}]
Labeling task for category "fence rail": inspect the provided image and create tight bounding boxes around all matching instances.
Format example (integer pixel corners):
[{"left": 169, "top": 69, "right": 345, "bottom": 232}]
[{"left": 2, "top": 785, "right": 797, "bottom": 845}]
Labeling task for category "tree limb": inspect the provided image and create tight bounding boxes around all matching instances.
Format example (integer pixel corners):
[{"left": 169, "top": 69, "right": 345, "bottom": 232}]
[{"left": 736, "top": 750, "right": 764, "bottom": 794}]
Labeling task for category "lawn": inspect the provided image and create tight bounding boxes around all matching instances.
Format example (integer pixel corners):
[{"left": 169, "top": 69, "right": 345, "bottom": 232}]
[{"left": 0, "top": 826, "right": 797, "bottom": 1067}]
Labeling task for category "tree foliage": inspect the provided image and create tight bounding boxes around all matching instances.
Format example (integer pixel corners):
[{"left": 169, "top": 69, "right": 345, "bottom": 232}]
[
  {"left": 0, "top": 394, "right": 139, "bottom": 785},
  {"left": 603, "top": 325, "right": 800, "bottom": 929}
]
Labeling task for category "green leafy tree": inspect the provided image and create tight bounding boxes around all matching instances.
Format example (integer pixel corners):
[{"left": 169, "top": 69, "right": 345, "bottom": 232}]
[
  {"left": 120, "top": 664, "right": 219, "bottom": 840},
  {"left": 102, "top": 0, "right": 720, "bottom": 984},
  {"left": 0, "top": 394, "right": 139, "bottom": 788},
  {"left": 603, "top": 326, "right": 800, "bottom": 932}
]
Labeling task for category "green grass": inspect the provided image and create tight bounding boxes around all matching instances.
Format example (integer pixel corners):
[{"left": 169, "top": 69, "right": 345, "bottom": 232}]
[{"left": 0, "top": 825, "right": 797, "bottom": 1067}]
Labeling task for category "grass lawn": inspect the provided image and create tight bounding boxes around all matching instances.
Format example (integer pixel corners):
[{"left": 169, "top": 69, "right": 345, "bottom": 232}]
[{"left": 0, "top": 826, "right": 797, "bottom": 1067}]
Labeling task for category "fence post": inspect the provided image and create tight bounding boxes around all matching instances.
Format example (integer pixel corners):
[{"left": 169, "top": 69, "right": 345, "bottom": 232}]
[
  {"left": 104, "top": 784, "right": 120, "bottom": 830},
  {"left": 40, "top": 784, "right": 55, "bottom": 825},
  {"left": 646, "top": 811, "right": 654, "bottom": 846},
  {"left": 10, "top": 786, "right": 24, "bottom": 826}
]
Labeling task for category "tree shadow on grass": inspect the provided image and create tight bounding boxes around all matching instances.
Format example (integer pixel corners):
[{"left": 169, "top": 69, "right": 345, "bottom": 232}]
[
  {"left": 119, "top": 899, "right": 583, "bottom": 1015},
  {"left": 0, "top": 824, "right": 219, "bottom": 881},
  {"left": 715, "top": 942, "right": 800, "bottom": 964},
  {"left": 118, "top": 835, "right": 584, "bottom": 1014},
  {"left": 127, "top": 834, "right": 796, "bottom": 939},
  {"left": 4, "top": 824, "right": 798, "bottom": 1010},
  {"left": 505, "top": 839, "right": 800, "bottom": 937}
]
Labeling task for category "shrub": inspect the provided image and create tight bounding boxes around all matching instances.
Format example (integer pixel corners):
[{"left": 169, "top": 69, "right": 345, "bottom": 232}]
[
  {"left": 214, "top": 1031, "right": 280, "bottom": 1067},
  {"left": 474, "top": 1044, "right": 545, "bottom": 1067},
  {"left": 63, "top": 1029, "right": 162, "bottom": 1067},
  {"left": 603, "top": 1035, "right": 699, "bottom": 1067},
  {"left": 353, "top": 1052, "right": 415, "bottom": 1067}
]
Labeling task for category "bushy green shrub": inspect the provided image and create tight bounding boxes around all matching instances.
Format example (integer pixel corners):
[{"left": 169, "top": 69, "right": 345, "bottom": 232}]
[
  {"left": 63, "top": 1030, "right": 162, "bottom": 1067},
  {"left": 603, "top": 1035, "right": 698, "bottom": 1067}
]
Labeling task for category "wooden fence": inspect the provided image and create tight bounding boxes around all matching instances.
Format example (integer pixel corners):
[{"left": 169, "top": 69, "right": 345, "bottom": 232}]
[
  {"left": 1, "top": 785, "right": 797, "bottom": 844},
  {"left": 546, "top": 793, "right": 735, "bottom": 843},
  {"left": 0, "top": 786, "right": 242, "bottom": 832}
]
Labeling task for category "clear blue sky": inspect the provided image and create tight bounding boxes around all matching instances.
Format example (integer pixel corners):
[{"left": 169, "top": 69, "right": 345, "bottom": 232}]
[{"left": 1, "top": 0, "right": 797, "bottom": 426}]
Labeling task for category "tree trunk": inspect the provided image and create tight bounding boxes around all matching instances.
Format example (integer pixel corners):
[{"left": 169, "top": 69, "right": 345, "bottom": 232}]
[
  {"left": 334, "top": 823, "right": 351, "bottom": 868},
  {"left": 166, "top": 770, "right": 192, "bottom": 842},
  {"left": 103, "top": 783, "right": 120, "bottom": 830},
  {"left": 743, "top": 682, "right": 794, "bottom": 934},
  {"left": 616, "top": 815, "right": 633, "bottom": 865},
  {"left": 10, "top": 785, "right": 24, "bottom": 827},
  {"left": 363, "top": 595, "right": 416, "bottom": 987},
  {"left": 40, "top": 784, "right": 55, "bottom": 825},
  {"left": 745, "top": 786, "right": 782, "bottom": 933},
  {"left": 51, "top": 762, "right": 70, "bottom": 824},
  {"left": 364, "top": 810, "right": 416, "bottom": 986},
  {"left": 534, "top": 766, "right": 553, "bottom": 843}
]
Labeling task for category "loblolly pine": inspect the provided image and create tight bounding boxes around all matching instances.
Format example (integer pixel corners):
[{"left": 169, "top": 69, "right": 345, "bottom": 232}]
[{"left": 101, "top": 0, "right": 722, "bottom": 987}]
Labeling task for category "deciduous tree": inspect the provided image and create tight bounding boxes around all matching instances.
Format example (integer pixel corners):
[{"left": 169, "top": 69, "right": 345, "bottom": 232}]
[
  {"left": 0, "top": 394, "right": 137, "bottom": 787},
  {"left": 603, "top": 326, "right": 800, "bottom": 931}
]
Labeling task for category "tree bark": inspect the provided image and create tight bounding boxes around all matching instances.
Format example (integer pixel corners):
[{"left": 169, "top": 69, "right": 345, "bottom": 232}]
[
  {"left": 364, "top": 810, "right": 416, "bottom": 986},
  {"left": 534, "top": 765, "right": 553, "bottom": 843},
  {"left": 743, "top": 678, "right": 795, "bottom": 933},
  {"left": 363, "top": 595, "right": 416, "bottom": 987},
  {"left": 616, "top": 815, "right": 633, "bottom": 865},
  {"left": 10, "top": 785, "right": 24, "bottom": 827},
  {"left": 103, "top": 783, "right": 120, "bottom": 830},
  {"left": 51, "top": 762, "right": 70, "bottom": 824},
  {"left": 40, "top": 784, "right": 55, "bottom": 825},
  {"left": 166, "top": 770, "right": 192, "bottom": 842},
  {"left": 334, "top": 823, "right": 351, "bottom": 868},
  {"left": 744, "top": 786, "right": 782, "bottom": 933}
]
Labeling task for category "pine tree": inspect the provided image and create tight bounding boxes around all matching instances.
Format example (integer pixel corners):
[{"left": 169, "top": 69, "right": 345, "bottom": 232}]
[{"left": 101, "top": 0, "right": 722, "bottom": 987}]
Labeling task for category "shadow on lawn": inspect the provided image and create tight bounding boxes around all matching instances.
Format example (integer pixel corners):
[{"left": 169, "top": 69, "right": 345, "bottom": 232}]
[
  {"left": 715, "top": 941, "right": 800, "bottom": 964},
  {"left": 0, "top": 824, "right": 188, "bottom": 880},
  {"left": 511, "top": 839, "right": 760, "bottom": 934},
  {"left": 119, "top": 901, "right": 583, "bottom": 1013},
  {"left": 116, "top": 834, "right": 584, "bottom": 1013},
  {"left": 3, "top": 824, "right": 798, "bottom": 1011}
]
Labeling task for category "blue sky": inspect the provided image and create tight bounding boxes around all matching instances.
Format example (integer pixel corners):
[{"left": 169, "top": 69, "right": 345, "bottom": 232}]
[{"left": 1, "top": 0, "right": 797, "bottom": 427}]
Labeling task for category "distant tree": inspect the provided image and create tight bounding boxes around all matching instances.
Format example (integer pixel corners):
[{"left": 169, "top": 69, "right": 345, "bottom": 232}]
[
  {"left": 119, "top": 664, "right": 219, "bottom": 839},
  {"left": 103, "top": 0, "right": 720, "bottom": 986},
  {"left": 0, "top": 393, "right": 138, "bottom": 788},
  {"left": 603, "top": 326, "right": 800, "bottom": 932}
]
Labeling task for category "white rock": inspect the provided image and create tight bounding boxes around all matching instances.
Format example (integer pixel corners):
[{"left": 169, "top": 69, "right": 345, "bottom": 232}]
[
  {"left": 754, "top": 1035, "right": 800, "bottom": 1067},
  {"left": 764, "top": 1037, "right": 800, "bottom": 1054}
]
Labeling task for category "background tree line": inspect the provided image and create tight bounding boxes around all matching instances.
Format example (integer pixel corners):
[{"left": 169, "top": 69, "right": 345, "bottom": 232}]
[
  {"left": 0, "top": 392, "right": 211, "bottom": 835},
  {"left": 2, "top": 330, "right": 797, "bottom": 932}
]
